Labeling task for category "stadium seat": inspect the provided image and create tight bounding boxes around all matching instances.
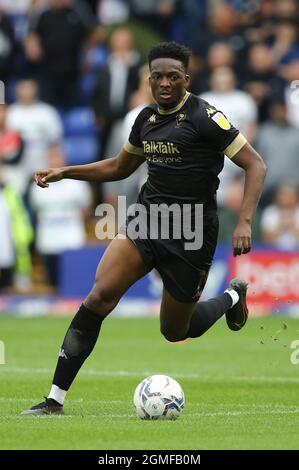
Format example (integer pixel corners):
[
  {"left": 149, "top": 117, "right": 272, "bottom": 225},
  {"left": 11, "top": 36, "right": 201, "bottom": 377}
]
[
  {"left": 62, "top": 107, "right": 97, "bottom": 136},
  {"left": 63, "top": 135, "right": 99, "bottom": 165},
  {"left": 79, "top": 74, "right": 97, "bottom": 104},
  {"left": 85, "top": 46, "right": 108, "bottom": 73}
]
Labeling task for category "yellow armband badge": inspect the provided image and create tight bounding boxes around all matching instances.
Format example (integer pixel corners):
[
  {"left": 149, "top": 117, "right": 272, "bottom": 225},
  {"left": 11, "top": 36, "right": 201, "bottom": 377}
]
[{"left": 211, "top": 112, "right": 231, "bottom": 130}]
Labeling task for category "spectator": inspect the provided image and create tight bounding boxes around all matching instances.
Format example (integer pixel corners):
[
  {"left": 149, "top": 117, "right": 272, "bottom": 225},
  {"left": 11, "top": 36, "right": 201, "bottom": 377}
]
[
  {"left": 283, "top": 60, "right": 299, "bottom": 129},
  {"left": 218, "top": 176, "right": 261, "bottom": 244},
  {"left": 0, "top": 104, "right": 27, "bottom": 195},
  {"left": 91, "top": 27, "right": 141, "bottom": 202},
  {"left": 273, "top": 0, "right": 299, "bottom": 22},
  {"left": 0, "top": 154, "right": 32, "bottom": 291},
  {"left": 24, "top": 0, "right": 97, "bottom": 108},
  {"left": 195, "top": 2, "right": 244, "bottom": 59},
  {"left": 254, "top": 96, "right": 299, "bottom": 204},
  {"left": 91, "top": 27, "right": 141, "bottom": 153},
  {"left": 201, "top": 66, "right": 257, "bottom": 140},
  {"left": 7, "top": 79, "right": 63, "bottom": 194},
  {"left": 261, "top": 184, "right": 299, "bottom": 250},
  {"left": 201, "top": 66, "right": 257, "bottom": 206},
  {"left": 104, "top": 64, "right": 151, "bottom": 207},
  {"left": 243, "top": 42, "right": 285, "bottom": 121},
  {"left": 0, "top": 105, "right": 24, "bottom": 163},
  {"left": 268, "top": 19, "right": 299, "bottom": 67},
  {"left": 0, "top": 8, "right": 17, "bottom": 81},
  {"left": 29, "top": 146, "right": 92, "bottom": 287},
  {"left": 178, "top": 0, "right": 207, "bottom": 50},
  {"left": 0, "top": 1, "right": 33, "bottom": 14},
  {"left": 96, "top": 0, "right": 129, "bottom": 25},
  {"left": 190, "top": 43, "right": 236, "bottom": 94},
  {"left": 129, "top": 0, "right": 177, "bottom": 38},
  {"left": 208, "top": 42, "right": 236, "bottom": 69}
]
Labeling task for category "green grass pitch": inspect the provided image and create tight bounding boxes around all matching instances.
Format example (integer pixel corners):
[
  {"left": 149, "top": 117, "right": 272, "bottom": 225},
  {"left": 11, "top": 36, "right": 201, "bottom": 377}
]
[{"left": 0, "top": 315, "right": 299, "bottom": 450}]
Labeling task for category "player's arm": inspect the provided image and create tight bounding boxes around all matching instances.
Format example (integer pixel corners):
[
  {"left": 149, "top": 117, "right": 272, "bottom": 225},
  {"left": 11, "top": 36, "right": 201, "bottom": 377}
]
[
  {"left": 35, "top": 148, "right": 145, "bottom": 188},
  {"left": 230, "top": 142, "right": 267, "bottom": 256}
]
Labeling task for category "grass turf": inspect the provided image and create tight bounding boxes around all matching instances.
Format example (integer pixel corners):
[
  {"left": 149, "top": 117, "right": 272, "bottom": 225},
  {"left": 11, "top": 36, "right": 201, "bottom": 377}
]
[{"left": 0, "top": 315, "right": 298, "bottom": 450}]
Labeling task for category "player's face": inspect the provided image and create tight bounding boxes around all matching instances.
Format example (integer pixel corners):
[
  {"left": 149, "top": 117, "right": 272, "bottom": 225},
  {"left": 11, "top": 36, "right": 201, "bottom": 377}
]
[{"left": 149, "top": 58, "right": 190, "bottom": 109}]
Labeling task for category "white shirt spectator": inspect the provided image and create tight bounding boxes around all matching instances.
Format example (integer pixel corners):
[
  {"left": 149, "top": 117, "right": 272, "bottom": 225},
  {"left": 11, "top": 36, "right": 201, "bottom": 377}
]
[
  {"left": 285, "top": 86, "right": 299, "bottom": 129},
  {"left": 6, "top": 101, "right": 63, "bottom": 193},
  {"left": 97, "top": 0, "right": 129, "bottom": 25},
  {"left": 122, "top": 104, "right": 147, "bottom": 189},
  {"left": 104, "top": 104, "right": 147, "bottom": 206},
  {"left": 200, "top": 89, "right": 257, "bottom": 136},
  {"left": 261, "top": 205, "right": 299, "bottom": 250},
  {"left": 0, "top": 0, "right": 31, "bottom": 14},
  {"left": 30, "top": 179, "right": 92, "bottom": 255},
  {"left": 122, "top": 104, "right": 145, "bottom": 142},
  {"left": 201, "top": 88, "right": 257, "bottom": 206}
]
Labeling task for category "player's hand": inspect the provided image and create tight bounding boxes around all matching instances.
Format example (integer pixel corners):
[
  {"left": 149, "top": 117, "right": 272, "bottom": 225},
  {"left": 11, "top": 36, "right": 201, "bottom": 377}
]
[
  {"left": 34, "top": 168, "right": 64, "bottom": 188},
  {"left": 232, "top": 221, "right": 252, "bottom": 257}
]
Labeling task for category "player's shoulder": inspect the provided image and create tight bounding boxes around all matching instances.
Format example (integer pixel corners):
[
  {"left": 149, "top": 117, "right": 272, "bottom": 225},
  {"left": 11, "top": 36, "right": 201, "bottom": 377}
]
[
  {"left": 187, "top": 93, "right": 219, "bottom": 119},
  {"left": 187, "top": 93, "right": 240, "bottom": 137},
  {"left": 131, "top": 104, "right": 158, "bottom": 127},
  {"left": 136, "top": 104, "right": 157, "bottom": 119},
  {"left": 186, "top": 93, "right": 228, "bottom": 133}
]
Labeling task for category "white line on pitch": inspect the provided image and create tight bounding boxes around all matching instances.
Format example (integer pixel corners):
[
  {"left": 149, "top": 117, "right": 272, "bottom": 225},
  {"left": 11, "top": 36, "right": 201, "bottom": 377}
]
[
  {"left": 1, "top": 366, "right": 299, "bottom": 383},
  {"left": 1, "top": 409, "right": 299, "bottom": 420}
]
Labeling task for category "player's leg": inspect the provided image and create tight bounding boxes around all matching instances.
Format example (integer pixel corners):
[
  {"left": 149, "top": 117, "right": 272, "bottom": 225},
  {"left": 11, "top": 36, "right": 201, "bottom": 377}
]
[
  {"left": 21, "top": 236, "right": 150, "bottom": 415},
  {"left": 50, "top": 235, "right": 150, "bottom": 395},
  {"left": 159, "top": 287, "right": 197, "bottom": 342},
  {"left": 159, "top": 211, "right": 248, "bottom": 341},
  {"left": 160, "top": 277, "right": 248, "bottom": 342}
]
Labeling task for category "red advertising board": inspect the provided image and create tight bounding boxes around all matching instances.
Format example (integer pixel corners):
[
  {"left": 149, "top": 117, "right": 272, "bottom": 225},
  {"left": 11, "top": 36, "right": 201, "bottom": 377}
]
[{"left": 229, "top": 251, "right": 299, "bottom": 314}]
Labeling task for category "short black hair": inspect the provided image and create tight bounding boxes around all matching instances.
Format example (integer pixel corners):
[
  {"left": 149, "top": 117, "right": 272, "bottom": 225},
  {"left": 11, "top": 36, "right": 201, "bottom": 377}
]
[{"left": 148, "top": 42, "right": 191, "bottom": 72}]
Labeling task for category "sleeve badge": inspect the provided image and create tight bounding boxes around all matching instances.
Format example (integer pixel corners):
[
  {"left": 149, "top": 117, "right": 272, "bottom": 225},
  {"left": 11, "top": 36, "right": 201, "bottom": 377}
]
[{"left": 211, "top": 111, "right": 231, "bottom": 130}]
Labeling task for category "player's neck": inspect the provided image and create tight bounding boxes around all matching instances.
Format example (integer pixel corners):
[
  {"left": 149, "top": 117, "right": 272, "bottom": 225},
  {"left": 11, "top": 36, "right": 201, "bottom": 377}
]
[{"left": 157, "top": 91, "right": 190, "bottom": 115}]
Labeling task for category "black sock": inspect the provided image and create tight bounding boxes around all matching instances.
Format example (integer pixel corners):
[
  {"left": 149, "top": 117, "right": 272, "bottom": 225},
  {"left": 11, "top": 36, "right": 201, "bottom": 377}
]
[
  {"left": 185, "top": 293, "right": 232, "bottom": 339},
  {"left": 52, "top": 304, "right": 103, "bottom": 390}
]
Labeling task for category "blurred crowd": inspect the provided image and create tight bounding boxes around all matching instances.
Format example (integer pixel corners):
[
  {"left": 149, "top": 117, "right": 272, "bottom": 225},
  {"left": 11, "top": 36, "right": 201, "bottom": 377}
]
[{"left": 0, "top": 0, "right": 299, "bottom": 291}]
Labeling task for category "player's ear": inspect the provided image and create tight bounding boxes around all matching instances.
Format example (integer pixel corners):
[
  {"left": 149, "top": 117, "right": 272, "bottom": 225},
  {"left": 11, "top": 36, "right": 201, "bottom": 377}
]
[{"left": 185, "top": 74, "right": 190, "bottom": 86}]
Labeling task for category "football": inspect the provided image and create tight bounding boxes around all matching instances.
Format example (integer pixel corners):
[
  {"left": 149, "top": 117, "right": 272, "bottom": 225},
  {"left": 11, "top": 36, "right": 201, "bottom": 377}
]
[{"left": 133, "top": 374, "right": 185, "bottom": 420}]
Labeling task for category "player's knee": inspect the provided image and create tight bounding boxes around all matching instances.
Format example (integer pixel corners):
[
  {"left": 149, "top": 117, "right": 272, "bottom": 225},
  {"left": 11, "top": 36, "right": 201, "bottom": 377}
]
[
  {"left": 160, "top": 326, "right": 185, "bottom": 343},
  {"left": 85, "top": 285, "right": 118, "bottom": 316}
]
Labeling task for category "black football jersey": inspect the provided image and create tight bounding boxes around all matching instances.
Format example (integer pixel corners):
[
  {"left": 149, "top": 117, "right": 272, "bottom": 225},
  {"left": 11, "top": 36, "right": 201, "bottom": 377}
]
[{"left": 124, "top": 92, "right": 247, "bottom": 202}]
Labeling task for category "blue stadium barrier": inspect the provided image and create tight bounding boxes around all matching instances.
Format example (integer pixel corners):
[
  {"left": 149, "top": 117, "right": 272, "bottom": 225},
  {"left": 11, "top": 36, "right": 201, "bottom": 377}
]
[{"left": 59, "top": 245, "right": 156, "bottom": 300}]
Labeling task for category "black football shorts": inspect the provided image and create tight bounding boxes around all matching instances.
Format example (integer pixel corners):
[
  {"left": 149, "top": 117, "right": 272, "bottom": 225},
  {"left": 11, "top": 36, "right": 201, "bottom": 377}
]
[{"left": 119, "top": 184, "right": 219, "bottom": 303}]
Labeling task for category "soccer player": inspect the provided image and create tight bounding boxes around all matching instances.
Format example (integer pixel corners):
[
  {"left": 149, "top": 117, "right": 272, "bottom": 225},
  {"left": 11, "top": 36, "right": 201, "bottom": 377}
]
[{"left": 22, "top": 42, "right": 266, "bottom": 415}]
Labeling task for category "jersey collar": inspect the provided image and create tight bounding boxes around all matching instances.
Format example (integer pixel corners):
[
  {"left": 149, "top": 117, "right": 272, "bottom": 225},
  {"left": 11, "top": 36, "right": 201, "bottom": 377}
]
[{"left": 157, "top": 91, "right": 190, "bottom": 115}]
